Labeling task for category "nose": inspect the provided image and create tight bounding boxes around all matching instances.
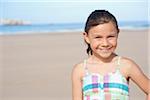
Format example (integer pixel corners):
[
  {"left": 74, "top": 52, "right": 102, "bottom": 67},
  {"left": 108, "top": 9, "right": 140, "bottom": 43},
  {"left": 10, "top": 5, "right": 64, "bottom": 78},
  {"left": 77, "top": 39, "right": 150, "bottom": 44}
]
[{"left": 101, "top": 38, "right": 109, "bottom": 47}]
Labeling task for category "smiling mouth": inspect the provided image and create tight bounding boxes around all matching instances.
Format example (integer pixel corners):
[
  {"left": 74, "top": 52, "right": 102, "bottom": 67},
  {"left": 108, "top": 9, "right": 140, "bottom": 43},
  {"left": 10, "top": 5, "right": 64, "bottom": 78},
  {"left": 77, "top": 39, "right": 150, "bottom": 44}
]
[
  {"left": 99, "top": 48, "right": 112, "bottom": 53},
  {"left": 101, "top": 49, "right": 110, "bottom": 53}
]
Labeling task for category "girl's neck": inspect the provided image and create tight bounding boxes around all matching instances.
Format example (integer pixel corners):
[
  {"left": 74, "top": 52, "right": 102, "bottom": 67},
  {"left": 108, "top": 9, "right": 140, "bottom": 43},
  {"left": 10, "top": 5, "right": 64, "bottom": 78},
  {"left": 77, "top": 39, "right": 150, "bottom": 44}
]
[{"left": 89, "top": 53, "right": 118, "bottom": 64}]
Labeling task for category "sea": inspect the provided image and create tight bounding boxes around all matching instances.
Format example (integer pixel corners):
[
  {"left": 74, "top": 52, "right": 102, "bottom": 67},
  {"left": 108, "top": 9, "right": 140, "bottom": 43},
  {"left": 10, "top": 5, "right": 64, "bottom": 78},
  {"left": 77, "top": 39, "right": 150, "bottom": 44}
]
[{"left": 0, "top": 21, "right": 149, "bottom": 35}]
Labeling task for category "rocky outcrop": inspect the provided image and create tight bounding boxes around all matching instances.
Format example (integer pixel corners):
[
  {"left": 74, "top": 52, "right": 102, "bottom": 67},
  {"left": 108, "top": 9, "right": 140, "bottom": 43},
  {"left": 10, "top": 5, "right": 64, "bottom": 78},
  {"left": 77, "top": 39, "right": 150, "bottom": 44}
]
[{"left": 0, "top": 19, "right": 31, "bottom": 25}]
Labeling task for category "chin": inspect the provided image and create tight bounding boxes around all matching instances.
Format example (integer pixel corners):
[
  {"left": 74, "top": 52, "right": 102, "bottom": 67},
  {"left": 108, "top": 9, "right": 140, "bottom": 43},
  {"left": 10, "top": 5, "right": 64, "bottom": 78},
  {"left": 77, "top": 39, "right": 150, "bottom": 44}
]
[
  {"left": 100, "top": 55, "right": 111, "bottom": 59},
  {"left": 98, "top": 53, "right": 113, "bottom": 58}
]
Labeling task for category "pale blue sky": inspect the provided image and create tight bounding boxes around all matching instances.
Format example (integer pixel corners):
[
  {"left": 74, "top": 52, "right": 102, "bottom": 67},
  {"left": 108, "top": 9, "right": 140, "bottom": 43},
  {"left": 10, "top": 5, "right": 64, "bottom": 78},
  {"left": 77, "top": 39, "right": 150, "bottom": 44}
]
[{"left": 0, "top": 0, "right": 149, "bottom": 24}]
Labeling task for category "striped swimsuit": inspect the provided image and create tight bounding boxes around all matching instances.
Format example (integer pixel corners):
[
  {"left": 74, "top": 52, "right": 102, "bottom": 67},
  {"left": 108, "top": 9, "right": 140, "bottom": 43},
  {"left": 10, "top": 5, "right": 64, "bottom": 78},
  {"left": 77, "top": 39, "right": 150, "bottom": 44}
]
[{"left": 82, "top": 57, "right": 129, "bottom": 100}]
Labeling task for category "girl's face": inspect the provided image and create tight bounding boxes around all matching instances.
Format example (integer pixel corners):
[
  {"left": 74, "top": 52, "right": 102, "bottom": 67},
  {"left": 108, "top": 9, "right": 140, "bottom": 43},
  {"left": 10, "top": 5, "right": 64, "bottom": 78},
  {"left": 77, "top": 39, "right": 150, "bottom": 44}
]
[{"left": 84, "top": 21, "right": 118, "bottom": 59}]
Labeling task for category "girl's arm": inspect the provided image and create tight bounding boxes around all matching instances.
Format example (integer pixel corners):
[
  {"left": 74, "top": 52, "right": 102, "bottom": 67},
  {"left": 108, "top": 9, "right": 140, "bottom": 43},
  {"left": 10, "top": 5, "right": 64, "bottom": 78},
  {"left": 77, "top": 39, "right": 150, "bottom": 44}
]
[
  {"left": 72, "top": 64, "right": 83, "bottom": 100},
  {"left": 148, "top": 93, "right": 150, "bottom": 100},
  {"left": 128, "top": 60, "right": 150, "bottom": 96}
]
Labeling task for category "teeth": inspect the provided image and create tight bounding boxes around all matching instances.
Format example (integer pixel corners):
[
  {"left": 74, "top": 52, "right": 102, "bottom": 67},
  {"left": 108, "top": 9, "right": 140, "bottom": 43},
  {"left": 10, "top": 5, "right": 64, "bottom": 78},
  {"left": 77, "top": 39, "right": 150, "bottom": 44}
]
[
  {"left": 102, "top": 50, "right": 108, "bottom": 52},
  {"left": 100, "top": 49, "right": 109, "bottom": 52}
]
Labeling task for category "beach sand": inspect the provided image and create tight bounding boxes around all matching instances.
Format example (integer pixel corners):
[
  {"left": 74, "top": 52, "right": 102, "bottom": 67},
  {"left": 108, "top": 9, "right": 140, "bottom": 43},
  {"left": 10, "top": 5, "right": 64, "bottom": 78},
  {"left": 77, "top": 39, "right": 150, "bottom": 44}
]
[{"left": 0, "top": 29, "right": 149, "bottom": 100}]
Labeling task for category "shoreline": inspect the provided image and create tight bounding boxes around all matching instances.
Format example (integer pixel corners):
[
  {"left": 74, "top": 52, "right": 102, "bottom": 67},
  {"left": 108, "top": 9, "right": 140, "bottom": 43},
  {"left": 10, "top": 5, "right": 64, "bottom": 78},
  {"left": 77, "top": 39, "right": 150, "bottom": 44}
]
[{"left": 0, "top": 27, "right": 150, "bottom": 36}]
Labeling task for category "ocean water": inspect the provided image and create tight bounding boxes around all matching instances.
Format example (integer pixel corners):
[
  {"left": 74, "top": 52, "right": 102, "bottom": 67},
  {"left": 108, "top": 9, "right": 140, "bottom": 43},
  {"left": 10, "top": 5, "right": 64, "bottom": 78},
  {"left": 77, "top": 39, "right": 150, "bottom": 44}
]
[{"left": 0, "top": 21, "right": 149, "bottom": 35}]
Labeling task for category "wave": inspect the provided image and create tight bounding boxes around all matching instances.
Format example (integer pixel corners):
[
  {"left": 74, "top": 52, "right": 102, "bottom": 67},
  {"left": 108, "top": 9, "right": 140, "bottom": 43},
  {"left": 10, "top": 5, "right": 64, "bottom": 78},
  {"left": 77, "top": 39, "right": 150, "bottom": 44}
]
[{"left": 0, "top": 21, "right": 149, "bottom": 35}]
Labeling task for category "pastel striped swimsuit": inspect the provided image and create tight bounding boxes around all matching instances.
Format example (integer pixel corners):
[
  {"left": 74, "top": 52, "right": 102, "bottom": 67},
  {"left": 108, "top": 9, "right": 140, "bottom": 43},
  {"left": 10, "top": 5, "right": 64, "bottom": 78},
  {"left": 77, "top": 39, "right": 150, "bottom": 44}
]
[{"left": 82, "top": 57, "right": 129, "bottom": 100}]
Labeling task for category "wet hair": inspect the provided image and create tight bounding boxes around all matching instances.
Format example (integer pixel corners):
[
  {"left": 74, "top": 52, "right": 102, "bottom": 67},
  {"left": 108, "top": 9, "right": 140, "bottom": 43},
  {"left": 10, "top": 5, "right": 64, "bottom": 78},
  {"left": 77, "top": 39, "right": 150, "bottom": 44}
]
[{"left": 84, "top": 10, "right": 119, "bottom": 55}]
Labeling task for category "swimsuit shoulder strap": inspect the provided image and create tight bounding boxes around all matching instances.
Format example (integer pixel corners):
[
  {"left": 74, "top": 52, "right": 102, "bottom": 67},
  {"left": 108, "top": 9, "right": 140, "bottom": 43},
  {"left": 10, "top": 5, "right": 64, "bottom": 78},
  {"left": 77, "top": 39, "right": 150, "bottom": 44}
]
[
  {"left": 83, "top": 59, "right": 89, "bottom": 75},
  {"left": 117, "top": 56, "right": 121, "bottom": 65},
  {"left": 116, "top": 56, "right": 122, "bottom": 70}
]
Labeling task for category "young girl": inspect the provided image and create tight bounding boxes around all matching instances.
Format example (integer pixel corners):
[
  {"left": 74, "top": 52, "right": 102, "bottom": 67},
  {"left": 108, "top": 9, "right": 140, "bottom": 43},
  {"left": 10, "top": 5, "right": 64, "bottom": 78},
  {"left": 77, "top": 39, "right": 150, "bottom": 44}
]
[{"left": 72, "top": 10, "right": 150, "bottom": 100}]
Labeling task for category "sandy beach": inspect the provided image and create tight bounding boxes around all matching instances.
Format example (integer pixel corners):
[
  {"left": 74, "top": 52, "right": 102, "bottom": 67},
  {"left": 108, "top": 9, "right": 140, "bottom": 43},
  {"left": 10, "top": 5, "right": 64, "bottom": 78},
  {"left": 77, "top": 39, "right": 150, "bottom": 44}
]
[{"left": 0, "top": 29, "right": 149, "bottom": 100}]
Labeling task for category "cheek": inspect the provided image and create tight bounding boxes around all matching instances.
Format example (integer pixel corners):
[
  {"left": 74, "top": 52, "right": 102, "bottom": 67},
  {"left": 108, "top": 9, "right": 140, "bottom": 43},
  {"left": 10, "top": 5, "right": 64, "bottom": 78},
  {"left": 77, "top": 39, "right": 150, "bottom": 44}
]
[
  {"left": 90, "top": 40, "right": 99, "bottom": 48},
  {"left": 109, "top": 39, "right": 117, "bottom": 46}
]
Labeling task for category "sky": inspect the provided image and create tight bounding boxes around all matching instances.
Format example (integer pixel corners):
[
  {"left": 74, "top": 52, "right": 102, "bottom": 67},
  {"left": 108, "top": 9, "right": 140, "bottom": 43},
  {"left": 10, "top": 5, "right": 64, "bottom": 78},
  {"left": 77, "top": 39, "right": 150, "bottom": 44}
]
[{"left": 0, "top": 0, "right": 149, "bottom": 24}]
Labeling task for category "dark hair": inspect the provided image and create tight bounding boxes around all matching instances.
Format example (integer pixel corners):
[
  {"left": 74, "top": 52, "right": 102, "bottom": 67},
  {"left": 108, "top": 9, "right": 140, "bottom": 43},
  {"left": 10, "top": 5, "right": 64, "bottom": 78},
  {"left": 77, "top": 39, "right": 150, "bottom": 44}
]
[{"left": 84, "top": 10, "right": 119, "bottom": 55}]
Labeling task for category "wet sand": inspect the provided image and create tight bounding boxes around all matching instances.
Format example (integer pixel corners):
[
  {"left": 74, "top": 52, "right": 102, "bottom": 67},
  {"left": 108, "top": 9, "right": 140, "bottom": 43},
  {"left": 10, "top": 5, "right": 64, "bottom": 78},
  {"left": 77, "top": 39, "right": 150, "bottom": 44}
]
[{"left": 0, "top": 29, "right": 149, "bottom": 100}]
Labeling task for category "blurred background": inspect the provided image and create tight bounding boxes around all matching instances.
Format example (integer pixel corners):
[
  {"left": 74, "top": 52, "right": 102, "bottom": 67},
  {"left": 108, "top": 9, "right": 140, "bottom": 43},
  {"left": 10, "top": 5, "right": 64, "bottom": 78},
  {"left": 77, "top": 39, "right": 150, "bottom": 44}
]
[{"left": 0, "top": 0, "right": 149, "bottom": 100}]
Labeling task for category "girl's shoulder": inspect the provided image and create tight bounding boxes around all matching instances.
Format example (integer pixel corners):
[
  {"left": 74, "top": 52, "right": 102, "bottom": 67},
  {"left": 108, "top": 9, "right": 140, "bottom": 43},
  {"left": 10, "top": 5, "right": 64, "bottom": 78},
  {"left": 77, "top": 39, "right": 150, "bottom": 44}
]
[
  {"left": 72, "top": 61, "right": 85, "bottom": 80},
  {"left": 119, "top": 56, "right": 139, "bottom": 78},
  {"left": 120, "top": 56, "right": 137, "bottom": 68},
  {"left": 120, "top": 56, "right": 144, "bottom": 73},
  {"left": 72, "top": 62, "right": 84, "bottom": 73}
]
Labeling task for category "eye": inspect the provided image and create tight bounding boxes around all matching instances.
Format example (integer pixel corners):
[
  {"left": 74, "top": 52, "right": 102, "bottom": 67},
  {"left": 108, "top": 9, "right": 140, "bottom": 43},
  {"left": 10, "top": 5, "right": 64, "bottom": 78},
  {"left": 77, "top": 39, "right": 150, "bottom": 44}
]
[
  {"left": 108, "top": 35, "right": 115, "bottom": 38},
  {"left": 95, "top": 36, "right": 102, "bottom": 38}
]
